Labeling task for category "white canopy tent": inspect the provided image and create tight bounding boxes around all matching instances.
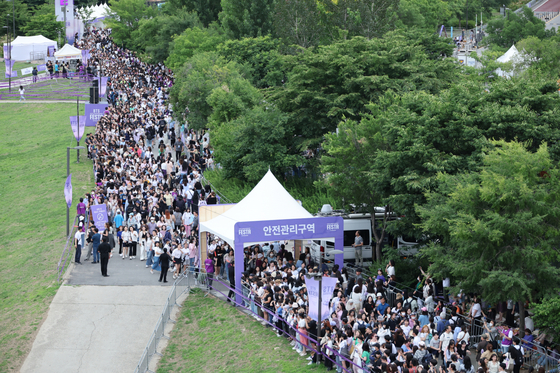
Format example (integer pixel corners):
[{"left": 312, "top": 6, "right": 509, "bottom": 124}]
[
  {"left": 496, "top": 45, "right": 522, "bottom": 78},
  {"left": 4, "top": 35, "right": 56, "bottom": 61},
  {"left": 54, "top": 44, "right": 82, "bottom": 60},
  {"left": 200, "top": 170, "right": 313, "bottom": 246}
]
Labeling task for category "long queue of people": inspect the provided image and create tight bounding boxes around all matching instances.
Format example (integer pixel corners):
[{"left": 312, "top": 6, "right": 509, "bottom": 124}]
[{"left": 72, "top": 27, "right": 217, "bottom": 283}]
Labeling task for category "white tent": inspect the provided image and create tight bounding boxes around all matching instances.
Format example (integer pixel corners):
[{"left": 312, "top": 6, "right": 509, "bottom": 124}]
[
  {"left": 496, "top": 45, "right": 521, "bottom": 78},
  {"left": 54, "top": 44, "right": 82, "bottom": 59},
  {"left": 4, "top": 35, "right": 56, "bottom": 61},
  {"left": 200, "top": 170, "right": 313, "bottom": 245}
]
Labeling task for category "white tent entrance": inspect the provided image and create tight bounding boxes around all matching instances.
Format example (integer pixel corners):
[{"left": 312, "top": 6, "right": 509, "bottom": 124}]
[{"left": 4, "top": 35, "right": 56, "bottom": 61}]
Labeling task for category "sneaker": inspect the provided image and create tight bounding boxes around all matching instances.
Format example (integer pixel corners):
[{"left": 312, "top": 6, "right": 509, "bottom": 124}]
[
  {"left": 307, "top": 361, "right": 313, "bottom": 365},
  {"left": 150, "top": 270, "right": 154, "bottom": 274},
  {"left": 145, "top": 265, "right": 149, "bottom": 268},
  {"left": 306, "top": 357, "right": 313, "bottom": 360},
  {"left": 299, "top": 352, "right": 306, "bottom": 357},
  {"left": 292, "top": 346, "right": 297, "bottom": 350}
]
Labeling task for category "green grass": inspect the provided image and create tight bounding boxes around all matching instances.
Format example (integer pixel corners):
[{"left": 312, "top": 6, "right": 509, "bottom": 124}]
[
  {"left": 0, "top": 78, "right": 90, "bottom": 100},
  {"left": 0, "top": 61, "right": 48, "bottom": 81},
  {"left": 0, "top": 103, "right": 95, "bottom": 373},
  {"left": 157, "top": 289, "right": 328, "bottom": 373}
]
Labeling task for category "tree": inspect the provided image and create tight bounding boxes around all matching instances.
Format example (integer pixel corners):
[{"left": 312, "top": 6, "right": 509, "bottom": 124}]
[
  {"left": 516, "top": 36, "right": 560, "bottom": 78},
  {"left": 0, "top": 0, "right": 29, "bottom": 38},
  {"left": 165, "top": 24, "right": 226, "bottom": 71},
  {"left": 485, "top": 6, "right": 550, "bottom": 48},
  {"left": 22, "top": 11, "right": 63, "bottom": 42},
  {"left": 219, "top": 0, "right": 274, "bottom": 39},
  {"left": 217, "top": 36, "right": 284, "bottom": 88},
  {"left": 273, "top": 0, "right": 324, "bottom": 48},
  {"left": 212, "top": 104, "right": 299, "bottom": 181},
  {"left": 532, "top": 296, "right": 560, "bottom": 344},
  {"left": 132, "top": 9, "right": 203, "bottom": 63},
  {"left": 165, "top": 0, "right": 221, "bottom": 27},
  {"left": 169, "top": 52, "right": 249, "bottom": 129},
  {"left": 106, "top": 0, "right": 156, "bottom": 48},
  {"left": 417, "top": 140, "right": 560, "bottom": 335},
  {"left": 397, "top": 0, "right": 451, "bottom": 31}
]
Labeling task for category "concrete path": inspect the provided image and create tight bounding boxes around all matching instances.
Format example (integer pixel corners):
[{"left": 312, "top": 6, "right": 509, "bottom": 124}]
[
  {"left": 21, "top": 251, "right": 176, "bottom": 372},
  {"left": 20, "top": 285, "right": 170, "bottom": 373}
]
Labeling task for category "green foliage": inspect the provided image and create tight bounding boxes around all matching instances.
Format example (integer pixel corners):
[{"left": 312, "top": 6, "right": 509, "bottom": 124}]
[
  {"left": 165, "top": 0, "right": 221, "bottom": 27},
  {"left": 417, "top": 140, "right": 560, "bottom": 303},
  {"left": 217, "top": 36, "right": 284, "bottom": 88},
  {"left": 397, "top": 0, "right": 451, "bottom": 30},
  {"left": 531, "top": 296, "right": 560, "bottom": 344},
  {"left": 212, "top": 105, "right": 300, "bottom": 181},
  {"left": 165, "top": 25, "right": 226, "bottom": 71},
  {"left": 169, "top": 52, "right": 248, "bottom": 129},
  {"left": 106, "top": 0, "right": 156, "bottom": 48},
  {"left": 0, "top": 0, "right": 30, "bottom": 38},
  {"left": 485, "top": 6, "right": 549, "bottom": 49},
  {"left": 132, "top": 9, "right": 203, "bottom": 63},
  {"left": 318, "top": 0, "right": 399, "bottom": 40},
  {"left": 273, "top": 0, "right": 324, "bottom": 48},
  {"left": 219, "top": 0, "right": 274, "bottom": 39},
  {"left": 517, "top": 36, "right": 560, "bottom": 78},
  {"left": 272, "top": 32, "right": 456, "bottom": 151},
  {"left": 22, "top": 6, "right": 64, "bottom": 42}
]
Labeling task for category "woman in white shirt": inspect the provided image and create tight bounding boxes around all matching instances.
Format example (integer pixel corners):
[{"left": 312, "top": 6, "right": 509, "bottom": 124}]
[
  {"left": 139, "top": 225, "right": 148, "bottom": 261},
  {"left": 129, "top": 226, "right": 138, "bottom": 259},
  {"left": 150, "top": 242, "right": 163, "bottom": 274},
  {"left": 121, "top": 226, "right": 131, "bottom": 259}
]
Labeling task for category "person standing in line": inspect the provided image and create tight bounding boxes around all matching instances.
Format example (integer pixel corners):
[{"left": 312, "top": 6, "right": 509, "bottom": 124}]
[
  {"left": 19, "top": 86, "right": 25, "bottom": 102},
  {"left": 129, "top": 225, "right": 138, "bottom": 259},
  {"left": 98, "top": 236, "right": 112, "bottom": 277},
  {"left": 74, "top": 225, "right": 83, "bottom": 264},
  {"left": 159, "top": 248, "right": 171, "bottom": 283},
  {"left": 227, "top": 261, "right": 236, "bottom": 303},
  {"left": 352, "top": 231, "right": 364, "bottom": 267},
  {"left": 205, "top": 254, "right": 215, "bottom": 291},
  {"left": 32, "top": 67, "right": 38, "bottom": 83},
  {"left": 91, "top": 228, "right": 101, "bottom": 264}
]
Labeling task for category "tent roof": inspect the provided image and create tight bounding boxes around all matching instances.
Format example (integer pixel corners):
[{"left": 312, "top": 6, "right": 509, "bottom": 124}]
[
  {"left": 77, "top": 3, "right": 111, "bottom": 20},
  {"left": 55, "top": 44, "right": 82, "bottom": 58},
  {"left": 497, "top": 45, "right": 519, "bottom": 63},
  {"left": 200, "top": 170, "right": 313, "bottom": 245},
  {"left": 11, "top": 35, "right": 56, "bottom": 46}
]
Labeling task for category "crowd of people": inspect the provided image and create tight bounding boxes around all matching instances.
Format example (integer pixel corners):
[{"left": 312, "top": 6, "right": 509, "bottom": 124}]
[
  {"left": 72, "top": 27, "right": 216, "bottom": 284},
  {"left": 69, "top": 27, "right": 558, "bottom": 373}
]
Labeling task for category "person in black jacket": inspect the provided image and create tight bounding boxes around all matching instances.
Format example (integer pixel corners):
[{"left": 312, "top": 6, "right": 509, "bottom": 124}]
[
  {"left": 98, "top": 236, "right": 112, "bottom": 277},
  {"left": 227, "top": 261, "right": 236, "bottom": 304},
  {"left": 159, "top": 248, "right": 171, "bottom": 283}
]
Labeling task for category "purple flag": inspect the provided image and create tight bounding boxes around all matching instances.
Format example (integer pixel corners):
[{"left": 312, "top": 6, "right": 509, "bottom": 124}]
[
  {"left": 4, "top": 58, "right": 15, "bottom": 74},
  {"left": 5, "top": 71, "right": 17, "bottom": 78},
  {"left": 81, "top": 49, "right": 90, "bottom": 65},
  {"left": 70, "top": 115, "right": 86, "bottom": 141},
  {"left": 3, "top": 44, "right": 12, "bottom": 59},
  {"left": 64, "top": 174, "right": 72, "bottom": 208},
  {"left": 85, "top": 103, "right": 108, "bottom": 127},
  {"left": 305, "top": 276, "right": 338, "bottom": 322},
  {"left": 439, "top": 25, "right": 444, "bottom": 37},
  {"left": 90, "top": 204, "right": 108, "bottom": 232},
  {"left": 37, "top": 64, "right": 47, "bottom": 72},
  {"left": 99, "top": 77, "right": 108, "bottom": 97}
]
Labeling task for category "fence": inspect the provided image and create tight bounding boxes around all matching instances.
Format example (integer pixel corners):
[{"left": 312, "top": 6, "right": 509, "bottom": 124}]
[
  {"left": 57, "top": 215, "right": 79, "bottom": 283},
  {"left": 134, "top": 272, "right": 192, "bottom": 373},
  {"left": 534, "top": 11, "right": 559, "bottom": 21}
]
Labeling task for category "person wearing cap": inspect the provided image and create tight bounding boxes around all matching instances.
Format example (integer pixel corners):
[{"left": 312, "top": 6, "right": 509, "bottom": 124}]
[{"left": 414, "top": 340, "right": 428, "bottom": 362}]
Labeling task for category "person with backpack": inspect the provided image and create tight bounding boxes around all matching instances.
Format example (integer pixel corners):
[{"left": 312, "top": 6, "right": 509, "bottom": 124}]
[
  {"left": 511, "top": 338, "right": 525, "bottom": 373},
  {"left": 403, "top": 293, "right": 418, "bottom": 313}
]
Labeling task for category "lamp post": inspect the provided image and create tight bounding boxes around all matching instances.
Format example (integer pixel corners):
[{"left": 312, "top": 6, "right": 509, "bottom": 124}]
[
  {"left": 3, "top": 21, "right": 10, "bottom": 93},
  {"left": 307, "top": 249, "right": 343, "bottom": 365},
  {"left": 67, "top": 146, "right": 85, "bottom": 236}
]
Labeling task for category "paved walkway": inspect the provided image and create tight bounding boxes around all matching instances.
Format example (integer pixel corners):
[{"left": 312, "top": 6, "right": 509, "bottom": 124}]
[{"left": 21, "top": 254, "right": 175, "bottom": 373}]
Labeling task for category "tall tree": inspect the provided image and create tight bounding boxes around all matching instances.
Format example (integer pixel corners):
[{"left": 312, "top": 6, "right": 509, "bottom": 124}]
[
  {"left": 485, "top": 6, "right": 550, "bottom": 48},
  {"left": 219, "top": 0, "right": 274, "bottom": 39},
  {"left": 165, "top": 0, "right": 221, "bottom": 27},
  {"left": 273, "top": 0, "right": 324, "bottom": 48},
  {"left": 417, "top": 140, "right": 560, "bottom": 335},
  {"left": 165, "top": 24, "right": 226, "bottom": 71},
  {"left": 106, "top": 0, "right": 156, "bottom": 48}
]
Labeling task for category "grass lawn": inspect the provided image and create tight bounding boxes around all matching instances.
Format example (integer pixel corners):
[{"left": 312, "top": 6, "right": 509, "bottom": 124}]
[
  {"left": 0, "top": 77, "right": 91, "bottom": 100},
  {"left": 157, "top": 289, "right": 329, "bottom": 373},
  {"left": 0, "top": 103, "right": 95, "bottom": 373}
]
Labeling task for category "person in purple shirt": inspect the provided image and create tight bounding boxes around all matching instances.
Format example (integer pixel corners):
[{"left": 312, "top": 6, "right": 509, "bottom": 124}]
[
  {"left": 204, "top": 255, "right": 215, "bottom": 291},
  {"left": 76, "top": 198, "right": 87, "bottom": 217}
]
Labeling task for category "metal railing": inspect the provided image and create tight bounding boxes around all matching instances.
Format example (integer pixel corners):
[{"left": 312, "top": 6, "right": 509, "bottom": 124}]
[
  {"left": 57, "top": 215, "right": 79, "bottom": 282},
  {"left": 134, "top": 271, "right": 192, "bottom": 373}
]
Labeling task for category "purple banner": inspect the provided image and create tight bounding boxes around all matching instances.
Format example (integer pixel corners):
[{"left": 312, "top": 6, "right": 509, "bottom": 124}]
[
  {"left": 305, "top": 276, "right": 338, "bottom": 322},
  {"left": 64, "top": 174, "right": 72, "bottom": 208},
  {"left": 5, "top": 58, "right": 15, "bottom": 75},
  {"left": 70, "top": 115, "right": 86, "bottom": 141},
  {"left": 3, "top": 45, "right": 12, "bottom": 59},
  {"left": 99, "top": 77, "right": 108, "bottom": 97},
  {"left": 85, "top": 103, "right": 108, "bottom": 127},
  {"left": 48, "top": 46, "right": 55, "bottom": 57},
  {"left": 439, "top": 25, "right": 444, "bottom": 37},
  {"left": 81, "top": 49, "right": 90, "bottom": 65},
  {"left": 233, "top": 216, "right": 344, "bottom": 305},
  {"left": 37, "top": 64, "right": 47, "bottom": 72},
  {"left": 90, "top": 204, "right": 108, "bottom": 232}
]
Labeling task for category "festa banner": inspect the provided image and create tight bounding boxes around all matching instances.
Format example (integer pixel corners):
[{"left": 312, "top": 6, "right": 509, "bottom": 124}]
[
  {"left": 70, "top": 115, "right": 86, "bottom": 142},
  {"left": 64, "top": 174, "right": 72, "bottom": 208},
  {"left": 5, "top": 71, "right": 17, "bottom": 78},
  {"left": 90, "top": 204, "right": 108, "bottom": 232},
  {"left": 99, "top": 77, "right": 108, "bottom": 97},
  {"left": 4, "top": 58, "right": 15, "bottom": 75},
  {"left": 21, "top": 67, "right": 33, "bottom": 76},
  {"left": 37, "top": 64, "right": 47, "bottom": 72},
  {"left": 3, "top": 45, "right": 12, "bottom": 59},
  {"left": 85, "top": 103, "right": 108, "bottom": 127},
  {"left": 305, "top": 276, "right": 338, "bottom": 322}
]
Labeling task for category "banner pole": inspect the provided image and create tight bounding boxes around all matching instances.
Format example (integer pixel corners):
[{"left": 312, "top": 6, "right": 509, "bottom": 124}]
[
  {"left": 77, "top": 96, "right": 80, "bottom": 162},
  {"left": 67, "top": 147, "right": 70, "bottom": 236}
]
